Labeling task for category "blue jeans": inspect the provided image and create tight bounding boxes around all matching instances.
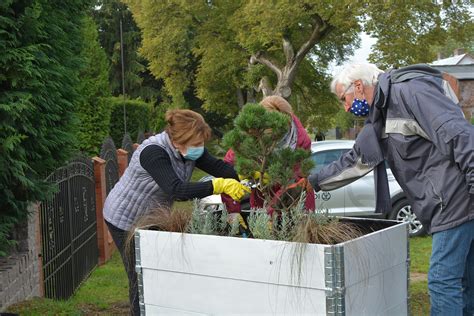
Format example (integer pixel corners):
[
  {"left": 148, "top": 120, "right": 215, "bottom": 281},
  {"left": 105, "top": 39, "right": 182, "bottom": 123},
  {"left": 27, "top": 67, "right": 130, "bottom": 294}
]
[{"left": 428, "top": 219, "right": 474, "bottom": 316}]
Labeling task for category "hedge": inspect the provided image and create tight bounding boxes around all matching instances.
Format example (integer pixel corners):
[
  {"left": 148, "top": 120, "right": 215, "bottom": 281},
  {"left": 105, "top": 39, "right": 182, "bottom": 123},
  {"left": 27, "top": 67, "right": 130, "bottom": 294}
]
[
  {"left": 108, "top": 96, "right": 154, "bottom": 146},
  {"left": 0, "top": 0, "right": 91, "bottom": 256}
]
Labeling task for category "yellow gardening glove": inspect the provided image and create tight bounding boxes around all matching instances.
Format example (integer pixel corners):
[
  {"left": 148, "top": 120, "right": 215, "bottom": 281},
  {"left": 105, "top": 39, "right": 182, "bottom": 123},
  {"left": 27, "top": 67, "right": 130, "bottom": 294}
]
[
  {"left": 253, "top": 171, "right": 270, "bottom": 185},
  {"left": 238, "top": 174, "right": 247, "bottom": 181},
  {"left": 228, "top": 213, "right": 251, "bottom": 237},
  {"left": 228, "top": 213, "right": 248, "bottom": 230},
  {"left": 212, "top": 178, "right": 251, "bottom": 201}
]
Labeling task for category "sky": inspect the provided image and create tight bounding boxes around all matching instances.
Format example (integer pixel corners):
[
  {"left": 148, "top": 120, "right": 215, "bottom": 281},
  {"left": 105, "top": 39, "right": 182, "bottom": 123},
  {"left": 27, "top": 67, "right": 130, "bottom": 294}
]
[{"left": 328, "top": 32, "right": 378, "bottom": 76}]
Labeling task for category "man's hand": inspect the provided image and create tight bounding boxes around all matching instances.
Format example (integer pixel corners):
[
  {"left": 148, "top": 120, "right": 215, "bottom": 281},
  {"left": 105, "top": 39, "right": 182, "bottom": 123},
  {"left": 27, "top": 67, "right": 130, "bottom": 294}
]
[{"left": 287, "top": 177, "right": 311, "bottom": 190}]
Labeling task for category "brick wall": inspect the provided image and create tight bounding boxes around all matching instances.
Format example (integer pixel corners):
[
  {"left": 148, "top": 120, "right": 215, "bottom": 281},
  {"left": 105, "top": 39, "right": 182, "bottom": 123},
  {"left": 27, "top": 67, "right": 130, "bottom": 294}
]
[
  {"left": 442, "top": 73, "right": 474, "bottom": 121},
  {"left": 0, "top": 204, "right": 42, "bottom": 312},
  {"left": 460, "top": 80, "right": 474, "bottom": 121}
]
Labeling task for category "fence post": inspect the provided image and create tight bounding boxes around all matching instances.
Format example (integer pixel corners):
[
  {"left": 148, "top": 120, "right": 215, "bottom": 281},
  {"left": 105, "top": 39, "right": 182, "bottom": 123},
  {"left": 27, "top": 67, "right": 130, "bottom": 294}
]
[
  {"left": 34, "top": 203, "right": 45, "bottom": 297},
  {"left": 93, "top": 157, "right": 115, "bottom": 265},
  {"left": 117, "top": 149, "right": 128, "bottom": 177}
]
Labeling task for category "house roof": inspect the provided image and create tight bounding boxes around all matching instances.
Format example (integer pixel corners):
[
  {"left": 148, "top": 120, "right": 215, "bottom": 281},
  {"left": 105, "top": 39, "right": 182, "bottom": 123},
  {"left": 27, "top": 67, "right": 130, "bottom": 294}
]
[
  {"left": 431, "top": 53, "right": 474, "bottom": 66},
  {"left": 431, "top": 64, "right": 474, "bottom": 80}
]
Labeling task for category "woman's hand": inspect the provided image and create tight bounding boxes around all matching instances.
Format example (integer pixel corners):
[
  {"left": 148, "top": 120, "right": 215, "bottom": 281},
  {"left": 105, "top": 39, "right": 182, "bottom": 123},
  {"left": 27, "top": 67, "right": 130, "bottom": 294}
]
[{"left": 212, "top": 178, "right": 251, "bottom": 201}]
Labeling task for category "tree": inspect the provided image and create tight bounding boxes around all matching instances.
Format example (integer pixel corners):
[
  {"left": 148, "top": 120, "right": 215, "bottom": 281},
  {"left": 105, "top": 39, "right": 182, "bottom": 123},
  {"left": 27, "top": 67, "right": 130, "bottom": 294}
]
[
  {"left": 107, "top": 96, "right": 153, "bottom": 145},
  {"left": 365, "top": 1, "right": 473, "bottom": 68},
  {"left": 76, "top": 15, "right": 112, "bottom": 156},
  {"left": 333, "top": 109, "right": 355, "bottom": 134},
  {"left": 430, "top": 28, "right": 474, "bottom": 60},
  {"left": 223, "top": 104, "right": 313, "bottom": 212},
  {"left": 93, "top": 0, "right": 161, "bottom": 101},
  {"left": 0, "top": 0, "right": 91, "bottom": 256},
  {"left": 124, "top": 1, "right": 471, "bottom": 128},
  {"left": 124, "top": 0, "right": 357, "bottom": 125}
]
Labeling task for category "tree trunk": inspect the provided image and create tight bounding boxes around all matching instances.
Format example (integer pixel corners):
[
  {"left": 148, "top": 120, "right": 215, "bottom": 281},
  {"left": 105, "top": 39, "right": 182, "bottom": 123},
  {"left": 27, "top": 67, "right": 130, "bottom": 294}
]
[
  {"left": 258, "top": 76, "right": 274, "bottom": 97},
  {"left": 246, "top": 89, "right": 256, "bottom": 103},
  {"left": 236, "top": 88, "right": 245, "bottom": 109},
  {"left": 250, "top": 14, "right": 332, "bottom": 100}
]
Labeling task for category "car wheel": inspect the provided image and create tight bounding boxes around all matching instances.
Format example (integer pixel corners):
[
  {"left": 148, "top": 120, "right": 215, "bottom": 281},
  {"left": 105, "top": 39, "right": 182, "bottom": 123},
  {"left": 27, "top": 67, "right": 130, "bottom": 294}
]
[{"left": 389, "top": 199, "right": 426, "bottom": 237}]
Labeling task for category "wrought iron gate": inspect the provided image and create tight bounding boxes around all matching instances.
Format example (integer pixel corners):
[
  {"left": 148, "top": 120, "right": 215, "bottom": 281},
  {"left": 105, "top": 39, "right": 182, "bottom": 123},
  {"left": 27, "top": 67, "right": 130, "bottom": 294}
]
[
  {"left": 39, "top": 156, "right": 98, "bottom": 299},
  {"left": 136, "top": 131, "right": 145, "bottom": 144},
  {"left": 100, "top": 137, "right": 119, "bottom": 195},
  {"left": 122, "top": 133, "right": 134, "bottom": 163}
]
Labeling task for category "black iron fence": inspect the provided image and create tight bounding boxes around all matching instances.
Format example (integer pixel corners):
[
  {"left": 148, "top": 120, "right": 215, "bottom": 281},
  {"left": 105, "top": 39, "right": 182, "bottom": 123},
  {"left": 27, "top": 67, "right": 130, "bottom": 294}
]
[
  {"left": 100, "top": 137, "right": 119, "bottom": 195},
  {"left": 39, "top": 156, "right": 98, "bottom": 299},
  {"left": 122, "top": 133, "right": 134, "bottom": 163},
  {"left": 136, "top": 131, "right": 145, "bottom": 144},
  {"left": 37, "top": 135, "right": 136, "bottom": 299}
]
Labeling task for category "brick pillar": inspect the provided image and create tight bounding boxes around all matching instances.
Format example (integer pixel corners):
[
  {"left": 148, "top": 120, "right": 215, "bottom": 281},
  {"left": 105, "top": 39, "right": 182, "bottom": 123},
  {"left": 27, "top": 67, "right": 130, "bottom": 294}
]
[
  {"left": 117, "top": 149, "right": 128, "bottom": 178},
  {"left": 133, "top": 143, "right": 139, "bottom": 151},
  {"left": 93, "top": 157, "right": 115, "bottom": 265}
]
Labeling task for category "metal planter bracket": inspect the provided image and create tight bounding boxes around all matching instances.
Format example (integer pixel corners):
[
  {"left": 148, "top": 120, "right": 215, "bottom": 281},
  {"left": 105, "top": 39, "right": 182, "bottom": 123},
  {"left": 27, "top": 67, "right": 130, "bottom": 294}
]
[{"left": 325, "top": 245, "right": 345, "bottom": 316}]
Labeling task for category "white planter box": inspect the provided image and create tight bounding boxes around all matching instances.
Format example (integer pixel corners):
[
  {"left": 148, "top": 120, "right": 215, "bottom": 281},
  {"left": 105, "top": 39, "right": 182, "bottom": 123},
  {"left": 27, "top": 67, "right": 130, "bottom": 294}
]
[{"left": 135, "top": 218, "right": 409, "bottom": 316}]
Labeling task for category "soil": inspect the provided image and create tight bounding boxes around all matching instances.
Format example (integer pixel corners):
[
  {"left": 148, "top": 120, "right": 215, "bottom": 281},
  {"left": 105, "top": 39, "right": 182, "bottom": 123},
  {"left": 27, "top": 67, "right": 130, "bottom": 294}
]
[
  {"left": 77, "top": 301, "right": 129, "bottom": 315},
  {"left": 411, "top": 272, "right": 428, "bottom": 282}
]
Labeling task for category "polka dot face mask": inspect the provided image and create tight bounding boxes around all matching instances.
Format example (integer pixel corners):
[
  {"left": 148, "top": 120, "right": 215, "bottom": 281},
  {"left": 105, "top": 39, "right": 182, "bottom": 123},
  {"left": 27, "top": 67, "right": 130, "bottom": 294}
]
[{"left": 349, "top": 98, "right": 369, "bottom": 117}]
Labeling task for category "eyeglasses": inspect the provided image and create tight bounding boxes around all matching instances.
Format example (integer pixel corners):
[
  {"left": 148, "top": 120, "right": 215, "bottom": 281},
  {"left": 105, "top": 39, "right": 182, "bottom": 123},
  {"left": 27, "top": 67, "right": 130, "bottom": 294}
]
[{"left": 339, "top": 83, "right": 354, "bottom": 102}]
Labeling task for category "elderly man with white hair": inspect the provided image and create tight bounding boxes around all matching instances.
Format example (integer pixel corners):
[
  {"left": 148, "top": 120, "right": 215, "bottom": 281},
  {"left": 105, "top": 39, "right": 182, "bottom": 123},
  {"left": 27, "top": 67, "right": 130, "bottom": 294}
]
[{"left": 309, "top": 63, "right": 473, "bottom": 315}]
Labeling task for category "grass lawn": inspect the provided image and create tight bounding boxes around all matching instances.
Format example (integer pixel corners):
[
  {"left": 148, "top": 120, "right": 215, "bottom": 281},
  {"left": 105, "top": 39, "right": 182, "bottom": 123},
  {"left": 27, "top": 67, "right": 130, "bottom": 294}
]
[
  {"left": 7, "top": 251, "right": 129, "bottom": 315},
  {"left": 410, "top": 236, "right": 432, "bottom": 316}
]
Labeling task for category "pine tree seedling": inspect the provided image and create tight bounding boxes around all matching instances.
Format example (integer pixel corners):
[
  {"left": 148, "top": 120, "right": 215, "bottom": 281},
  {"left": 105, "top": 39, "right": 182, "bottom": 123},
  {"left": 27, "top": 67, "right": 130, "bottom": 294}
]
[{"left": 223, "top": 103, "right": 314, "bottom": 213}]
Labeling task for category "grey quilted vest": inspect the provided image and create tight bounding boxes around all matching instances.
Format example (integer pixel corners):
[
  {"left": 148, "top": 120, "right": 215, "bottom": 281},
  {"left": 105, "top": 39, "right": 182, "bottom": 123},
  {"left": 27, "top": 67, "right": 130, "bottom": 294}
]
[{"left": 103, "top": 132, "right": 195, "bottom": 230}]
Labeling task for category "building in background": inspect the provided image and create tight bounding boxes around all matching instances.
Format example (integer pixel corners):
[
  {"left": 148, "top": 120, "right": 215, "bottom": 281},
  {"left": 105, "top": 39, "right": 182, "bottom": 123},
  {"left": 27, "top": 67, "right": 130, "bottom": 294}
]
[{"left": 431, "top": 49, "right": 474, "bottom": 121}]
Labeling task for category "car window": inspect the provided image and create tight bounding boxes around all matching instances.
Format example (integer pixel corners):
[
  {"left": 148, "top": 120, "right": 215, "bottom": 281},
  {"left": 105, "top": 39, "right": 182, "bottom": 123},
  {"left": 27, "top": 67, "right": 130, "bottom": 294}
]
[{"left": 311, "top": 149, "right": 349, "bottom": 173}]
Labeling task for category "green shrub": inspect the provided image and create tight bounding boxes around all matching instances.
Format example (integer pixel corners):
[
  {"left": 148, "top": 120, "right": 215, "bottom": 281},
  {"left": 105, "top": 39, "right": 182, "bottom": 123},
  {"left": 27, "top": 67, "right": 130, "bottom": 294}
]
[
  {"left": 108, "top": 96, "right": 154, "bottom": 146},
  {"left": 223, "top": 103, "right": 313, "bottom": 213},
  {"left": 0, "top": 0, "right": 91, "bottom": 256},
  {"left": 76, "top": 16, "right": 112, "bottom": 156}
]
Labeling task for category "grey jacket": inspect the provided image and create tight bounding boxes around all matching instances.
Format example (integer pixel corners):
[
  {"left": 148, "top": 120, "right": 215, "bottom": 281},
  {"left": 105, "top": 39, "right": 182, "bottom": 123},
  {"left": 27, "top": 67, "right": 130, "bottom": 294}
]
[
  {"left": 309, "top": 65, "right": 474, "bottom": 234},
  {"left": 103, "top": 132, "right": 195, "bottom": 231}
]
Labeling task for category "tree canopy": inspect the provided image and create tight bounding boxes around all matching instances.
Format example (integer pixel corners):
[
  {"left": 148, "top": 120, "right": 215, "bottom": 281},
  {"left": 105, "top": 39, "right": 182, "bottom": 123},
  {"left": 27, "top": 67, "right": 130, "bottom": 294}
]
[
  {"left": 76, "top": 15, "right": 112, "bottom": 156},
  {"left": 93, "top": 0, "right": 162, "bottom": 101},
  {"left": 124, "top": 0, "right": 472, "bottom": 129},
  {"left": 0, "top": 0, "right": 91, "bottom": 255},
  {"left": 365, "top": 1, "right": 473, "bottom": 68},
  {"left": 123, "top": 0, "right": 354, "bottom": 127}
]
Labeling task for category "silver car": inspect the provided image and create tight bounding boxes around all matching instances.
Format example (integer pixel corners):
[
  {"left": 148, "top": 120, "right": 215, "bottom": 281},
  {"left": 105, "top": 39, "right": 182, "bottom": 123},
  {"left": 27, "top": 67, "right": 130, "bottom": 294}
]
[
  {"left": 311, "top": 140, "right": 424, "bottom": 236},
  {"left": 199, "top": 140, "right": 425, "bottom": 237}
]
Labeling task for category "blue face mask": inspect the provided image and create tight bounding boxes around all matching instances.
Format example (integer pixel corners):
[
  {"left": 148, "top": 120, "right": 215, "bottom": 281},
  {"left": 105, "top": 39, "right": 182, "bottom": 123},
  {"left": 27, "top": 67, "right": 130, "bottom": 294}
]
[
  {"left": 184, "top": 146, "right": 204, "bottom": 161},
  {"left": 349, "top": 98, "right": 370, "bottom": 117}
]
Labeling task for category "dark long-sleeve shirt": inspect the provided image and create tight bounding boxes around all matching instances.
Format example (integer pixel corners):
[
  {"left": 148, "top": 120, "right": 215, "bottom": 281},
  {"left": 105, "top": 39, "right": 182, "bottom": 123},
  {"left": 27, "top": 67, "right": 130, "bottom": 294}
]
[{"left": 139, "top": 145, "right": 238, "bottom": 201}]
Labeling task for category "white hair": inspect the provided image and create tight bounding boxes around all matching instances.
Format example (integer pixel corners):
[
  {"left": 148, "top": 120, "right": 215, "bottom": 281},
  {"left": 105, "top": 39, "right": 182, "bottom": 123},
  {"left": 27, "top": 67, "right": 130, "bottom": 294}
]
[{"left": 330, "top": 63, "right": 384, "bottom": 94}]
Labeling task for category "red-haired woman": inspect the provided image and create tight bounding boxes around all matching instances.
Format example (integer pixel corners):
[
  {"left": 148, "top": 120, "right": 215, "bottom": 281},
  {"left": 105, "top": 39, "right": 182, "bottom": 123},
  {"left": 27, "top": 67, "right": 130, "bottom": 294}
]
[{"left": 103, "top": 109, "right": 249, "bottom": 315}]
